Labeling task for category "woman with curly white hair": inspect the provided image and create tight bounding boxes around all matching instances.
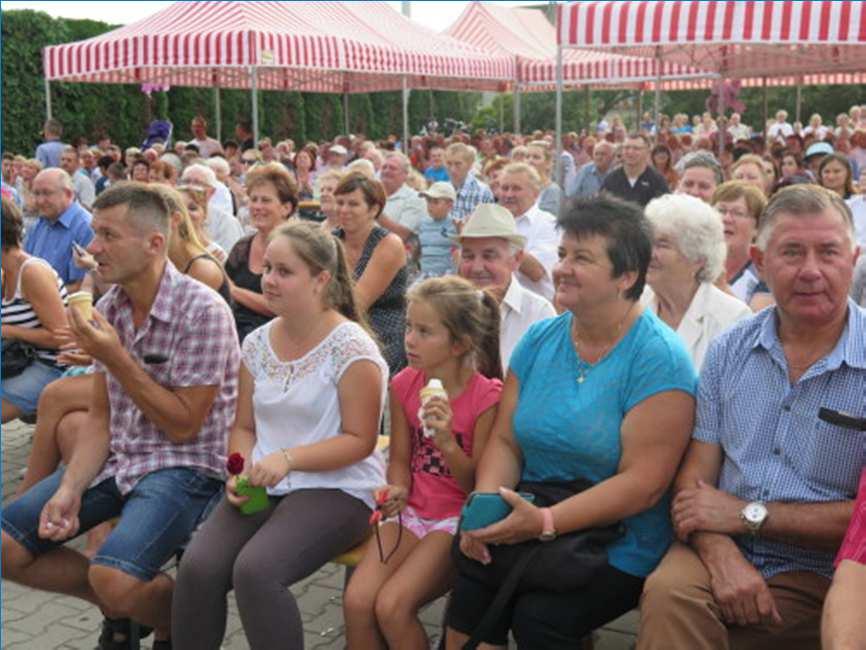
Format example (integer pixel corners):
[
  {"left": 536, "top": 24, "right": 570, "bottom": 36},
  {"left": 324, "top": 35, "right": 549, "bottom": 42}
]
[{"left": 642, "top": 193, "right": 752, "bottom": 370}]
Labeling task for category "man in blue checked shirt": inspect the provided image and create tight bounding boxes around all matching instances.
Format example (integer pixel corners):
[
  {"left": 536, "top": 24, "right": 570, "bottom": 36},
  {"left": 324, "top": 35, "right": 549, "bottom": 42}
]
[
  {"left": 444, "top": 142, "right": 494, "bottom": 225},
  {"left": 637, "top": 185, "right": 864, "bottom": 650}
]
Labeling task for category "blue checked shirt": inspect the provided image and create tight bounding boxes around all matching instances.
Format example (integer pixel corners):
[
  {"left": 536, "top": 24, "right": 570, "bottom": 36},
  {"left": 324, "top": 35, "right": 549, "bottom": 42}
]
[
  {"left": 694, "top": 300, "right": 866, "bottom": 579},
  {"left": 449, "top": 173, "right": 494, "bottom": 223}
]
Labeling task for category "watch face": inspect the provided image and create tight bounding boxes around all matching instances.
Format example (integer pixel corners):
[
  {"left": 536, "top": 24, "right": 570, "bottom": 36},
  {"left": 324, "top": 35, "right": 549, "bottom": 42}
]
[{"left": 744, "top": 502, "right": 767, "bottom": 523}]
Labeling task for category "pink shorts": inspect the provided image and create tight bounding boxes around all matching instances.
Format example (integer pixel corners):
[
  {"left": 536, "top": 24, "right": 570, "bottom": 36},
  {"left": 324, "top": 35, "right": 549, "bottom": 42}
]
[
  {"left": 836, "top": 468, "right": 866, "bottom": 566},
  {"left": 386, "top": 504, "right": 458, "bottom": 539}
]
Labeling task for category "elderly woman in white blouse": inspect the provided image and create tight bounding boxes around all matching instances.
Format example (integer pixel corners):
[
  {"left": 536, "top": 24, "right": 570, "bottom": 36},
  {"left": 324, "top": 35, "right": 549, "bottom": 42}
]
[{"left": 642, "top": 194, "right": 752, "bottom": 370}]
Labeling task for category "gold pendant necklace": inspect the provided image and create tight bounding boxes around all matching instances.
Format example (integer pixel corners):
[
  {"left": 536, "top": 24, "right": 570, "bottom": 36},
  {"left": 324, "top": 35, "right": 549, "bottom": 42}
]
[{"left": 573, "top": 302, "right": 635, "bottom": 384}]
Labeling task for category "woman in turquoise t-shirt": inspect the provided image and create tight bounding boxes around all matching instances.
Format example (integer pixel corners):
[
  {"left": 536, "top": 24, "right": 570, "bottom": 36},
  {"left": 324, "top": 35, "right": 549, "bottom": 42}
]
[{"left": 446, "top": 194, "right": 698, "bottom": 650}]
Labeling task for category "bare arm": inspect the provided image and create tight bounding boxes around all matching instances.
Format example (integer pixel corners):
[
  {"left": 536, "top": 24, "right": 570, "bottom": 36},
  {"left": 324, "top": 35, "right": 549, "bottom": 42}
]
[
  {"left": 187, "top": 257, "right": 226, "bottom": 294},
  {"left": 354, "top": 233, "right": 405, "bottom": 314},
  {"left": 518, "top": 252, "right": 547, "bottom": 282},
  {"left": 439, "top": 404, "right": 498, "bottom": 494},
  {"left": 58, "top": 372, "right": 111, "bottom": 494},
  {"left": 385, "top": 386, "right": 413, "bottom": 491},
  {"left": 377, "top": 214, "right": 414, "bottom": 242},
  {"left": 551, "top": 389, "right": 696, "bottom": 533},
  {"left": 673, "top": 440, "right": 854, "bottom": 550},
  {"left": 3, "top": 262, "right": 70, "bottom": 349},
  {"left": 227, "top": 364, "right": 257, "bottom": 462},
  {"left": 473, "top": 372, "right": 523, "bottom": 493},
  {"left": 69, "top": 308, "right": 221, "bottom": 444},
  {"left": 229, "top": 283, "right": 275, "bottom": 316}
]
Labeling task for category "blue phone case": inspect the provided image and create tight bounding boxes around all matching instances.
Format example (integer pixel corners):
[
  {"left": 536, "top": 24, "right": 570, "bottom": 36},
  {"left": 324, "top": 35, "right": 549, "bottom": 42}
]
[{"left": 459, "top": 492, "right": 536, "bottom": 532}]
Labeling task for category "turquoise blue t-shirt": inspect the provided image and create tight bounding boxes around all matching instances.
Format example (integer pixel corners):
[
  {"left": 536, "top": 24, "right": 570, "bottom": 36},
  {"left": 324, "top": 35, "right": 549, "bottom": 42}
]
[{"left": 509, "top": 309, "right": 698, "bottom": 577}]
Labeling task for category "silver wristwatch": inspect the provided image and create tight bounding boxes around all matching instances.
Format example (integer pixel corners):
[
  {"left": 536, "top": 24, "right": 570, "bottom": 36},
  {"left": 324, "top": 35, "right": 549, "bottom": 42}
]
[{"left": 740, "top": 501, "right": 768, "bottom": 535}]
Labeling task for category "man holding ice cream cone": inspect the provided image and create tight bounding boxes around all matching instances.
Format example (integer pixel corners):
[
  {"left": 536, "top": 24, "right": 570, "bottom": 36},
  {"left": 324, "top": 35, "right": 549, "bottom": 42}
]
[{"left": 1, "top": 182, "right": 240, "bottom": 650}]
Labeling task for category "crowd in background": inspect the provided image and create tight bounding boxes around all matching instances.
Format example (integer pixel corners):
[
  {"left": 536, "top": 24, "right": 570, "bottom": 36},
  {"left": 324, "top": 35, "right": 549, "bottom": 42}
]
[{"left": 1, "top": 100, "right": 865, "bottom": 650}]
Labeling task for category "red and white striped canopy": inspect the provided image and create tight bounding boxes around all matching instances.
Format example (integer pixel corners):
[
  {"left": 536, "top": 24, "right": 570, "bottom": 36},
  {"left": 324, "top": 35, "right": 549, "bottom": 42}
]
[
  {"left": 446, "top": 1, "right": 711, "bottom": 88},
  {"left": 43, "top": 1, "right": 514, "bottom": 93},
  {"left": 558, "top": 1, "right": 866, "bottom": 79}
]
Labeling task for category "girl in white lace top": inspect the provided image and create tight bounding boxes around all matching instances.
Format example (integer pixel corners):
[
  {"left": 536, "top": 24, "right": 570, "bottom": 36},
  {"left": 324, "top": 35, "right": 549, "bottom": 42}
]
[{"left": 173, "top": 221, "right": 388, "bottom": 650}]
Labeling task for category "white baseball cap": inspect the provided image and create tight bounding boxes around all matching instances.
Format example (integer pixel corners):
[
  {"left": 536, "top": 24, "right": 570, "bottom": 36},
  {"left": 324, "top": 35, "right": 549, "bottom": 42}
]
[{"left": 419, "top": 182, "right": 457, "bottom": 202}]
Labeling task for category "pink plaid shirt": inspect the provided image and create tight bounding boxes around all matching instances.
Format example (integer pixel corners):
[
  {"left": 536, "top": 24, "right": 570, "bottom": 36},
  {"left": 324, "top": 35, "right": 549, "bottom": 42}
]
[{"left": 92, "top": 261, "right": 240, "bottom": 494}]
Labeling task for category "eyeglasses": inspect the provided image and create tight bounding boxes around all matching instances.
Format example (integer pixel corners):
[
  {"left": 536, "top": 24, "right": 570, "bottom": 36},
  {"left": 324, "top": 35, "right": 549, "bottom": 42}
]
[
  {"left": 715, "top": 205, "right": 751, "bottom": 220},
  {"left": 242, "top": 159, "right": 258, "bottom": 165}
]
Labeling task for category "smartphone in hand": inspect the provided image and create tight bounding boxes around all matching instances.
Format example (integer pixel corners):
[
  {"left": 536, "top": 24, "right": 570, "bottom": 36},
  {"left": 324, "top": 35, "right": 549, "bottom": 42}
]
[{"left": 459, "top": 491, "right": 536, "bottom": 532}]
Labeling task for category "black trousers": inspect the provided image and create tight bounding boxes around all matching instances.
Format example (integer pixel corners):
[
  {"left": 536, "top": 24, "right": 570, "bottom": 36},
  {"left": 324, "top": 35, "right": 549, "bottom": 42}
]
[{"left": 446, "top": 562, "right": 644, "bottom": 649}]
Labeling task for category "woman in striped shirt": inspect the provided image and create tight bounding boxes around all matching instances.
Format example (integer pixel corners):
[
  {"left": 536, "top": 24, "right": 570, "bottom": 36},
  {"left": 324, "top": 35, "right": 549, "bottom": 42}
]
[{"left": 1, "top": 196, "right": 70, "bottom": 422}]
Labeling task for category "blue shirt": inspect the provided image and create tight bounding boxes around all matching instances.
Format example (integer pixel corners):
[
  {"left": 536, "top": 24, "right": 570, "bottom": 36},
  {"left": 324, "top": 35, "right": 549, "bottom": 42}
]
[
  {"left": 24, "top": 202, "right": 94, "bottom": 285},
  {"left": 694, "top": 301, "right": 866, "bottom": 579},
  {"left": 35, "top": 139, "right": 67, "bottom": 169},
  {"left": 418, "top": 215, "right": 456, "bottom": 278},
  {"left": 424, "top": 166, "right": 449, "bottom": 183},
  {"left": 509, "top": 309, "right": 697, "bottom": 577},
  {"left": 565, "top": 162, "right": 607, "bottom": 198},
  {"left": 449, "top": 174, "right": 494, "bottom": 223}
]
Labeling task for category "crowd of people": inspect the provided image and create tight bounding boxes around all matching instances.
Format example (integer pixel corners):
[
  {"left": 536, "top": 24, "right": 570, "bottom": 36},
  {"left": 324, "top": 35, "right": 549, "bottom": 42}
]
[{"left": 0, "top": 103, "right": 864, "bottom": 650}]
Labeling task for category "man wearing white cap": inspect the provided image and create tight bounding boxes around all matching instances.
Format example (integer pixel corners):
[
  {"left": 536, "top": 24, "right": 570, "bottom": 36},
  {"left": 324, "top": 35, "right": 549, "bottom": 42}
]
[
  {"left": 323, "top": 144, "right": 349, "bottom": 173},
  {"left": 416, "top": 181, "right": 457, "bottom": 277},
  {"left": 455, "top": 203, "right": 556, "bottom": 370}
]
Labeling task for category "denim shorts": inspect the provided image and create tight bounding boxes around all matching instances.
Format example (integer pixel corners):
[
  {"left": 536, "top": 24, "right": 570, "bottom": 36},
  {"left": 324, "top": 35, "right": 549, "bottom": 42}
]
[
  {"left": 0, "top": 358, "right": 64, "bottom": 414},
  {"left": 2, "top": 466, "right": 223, "bottom": 582}
]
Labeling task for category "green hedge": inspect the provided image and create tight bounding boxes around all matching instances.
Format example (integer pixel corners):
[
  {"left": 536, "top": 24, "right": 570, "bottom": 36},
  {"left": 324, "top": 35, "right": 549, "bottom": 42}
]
[{"left": 2, "top": 10, "right": 481, "bottom": 155}]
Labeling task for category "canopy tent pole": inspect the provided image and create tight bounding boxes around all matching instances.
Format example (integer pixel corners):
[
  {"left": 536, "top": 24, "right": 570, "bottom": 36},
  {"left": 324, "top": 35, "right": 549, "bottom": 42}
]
[
  {"left": 718, "top": 79, "right": 725, "bottom": 159},
  {"left": 402, "top": 76, "right": 410, "bottom": 152},
  {"left": 499, "top": 92, "right": 504, "bottom": 132},
  {"left": 585, "top": 85, "right": 591, "bottom": 130},
  {"left": 653, "top": 46, "right": 662, "bottom": 135},
  {"left": 45, "top": 79, "right": 52, "bottom": 121},
  {"left": 214, "top": 84, "right": 222, "bottom": 143},
  {"left": 343, "top": 93, "right": 350, "bottom": 135},
  {"left": 762, "top": 77, "right": 769, "bottom": 142},
  {"left": 795, "top": 77, "right": 803, "bottom": 125},
  {"left": 251, "top": 66, "right": 259, "bottom": 147},
  {"left": 554, "top": 41, "right": 564, "bottom": 186},
  {"left": 513, "top": 82, "right": 521, "bottom": 134},
  {"left": 636, "top": 90, "right": 643, "bottom": 132}
]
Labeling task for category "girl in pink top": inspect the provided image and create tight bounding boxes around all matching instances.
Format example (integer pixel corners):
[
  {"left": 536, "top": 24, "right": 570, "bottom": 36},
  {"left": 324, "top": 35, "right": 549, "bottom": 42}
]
[{"left": 344, "top": 276, "right": 503, "bottom": 649}]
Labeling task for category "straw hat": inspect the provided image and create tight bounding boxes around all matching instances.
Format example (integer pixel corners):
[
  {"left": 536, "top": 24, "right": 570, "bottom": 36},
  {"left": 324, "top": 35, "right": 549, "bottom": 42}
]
[{"left": 451, "top": 204, "right": 526, "bottom": 248}]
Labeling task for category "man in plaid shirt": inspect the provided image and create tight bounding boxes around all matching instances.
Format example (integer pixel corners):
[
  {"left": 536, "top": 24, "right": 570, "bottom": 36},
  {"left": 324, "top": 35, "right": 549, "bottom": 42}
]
[
  {"left": 445, "top": 142, "right": 494, "bottom": 225},
  {"left": 2, "top": 183, "right": 240, "bottom": 650}
]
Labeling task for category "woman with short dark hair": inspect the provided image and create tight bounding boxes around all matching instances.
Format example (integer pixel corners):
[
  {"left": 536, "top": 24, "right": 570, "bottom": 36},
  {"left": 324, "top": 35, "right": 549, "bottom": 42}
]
[
  {"left": 446, "top": 194, "right": 697, "bottom": 649},
  {"left": 334, "top": 172, "right": 408, "bottom": 374}
]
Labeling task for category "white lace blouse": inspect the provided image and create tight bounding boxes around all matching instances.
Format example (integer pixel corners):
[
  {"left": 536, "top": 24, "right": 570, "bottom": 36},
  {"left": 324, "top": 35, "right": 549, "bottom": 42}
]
[{"left": 241, "top": 320, "right": 387, "bottom": 509}]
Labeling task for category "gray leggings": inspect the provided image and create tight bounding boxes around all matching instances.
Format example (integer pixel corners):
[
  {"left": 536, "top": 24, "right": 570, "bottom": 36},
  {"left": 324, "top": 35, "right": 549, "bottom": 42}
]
[{"left": 172, "top": 488, "right": 371, "bottom": 650}]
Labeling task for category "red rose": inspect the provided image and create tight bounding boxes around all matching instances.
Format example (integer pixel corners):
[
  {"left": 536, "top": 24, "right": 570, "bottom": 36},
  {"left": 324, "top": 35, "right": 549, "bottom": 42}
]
[{"left": 226, "top": 452, "right": 244, "bottom": 475}]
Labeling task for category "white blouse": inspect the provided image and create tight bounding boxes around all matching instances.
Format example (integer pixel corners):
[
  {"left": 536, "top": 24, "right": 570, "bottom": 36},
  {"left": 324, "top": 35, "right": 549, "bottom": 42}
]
[{"left": 242, "top": 320, "right": 387, "bottom": 508}]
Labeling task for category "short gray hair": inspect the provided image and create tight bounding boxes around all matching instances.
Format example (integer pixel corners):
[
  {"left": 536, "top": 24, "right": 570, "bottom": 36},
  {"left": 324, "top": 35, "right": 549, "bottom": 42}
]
[
  {"left": 205, "top": 157, "right": 230, "bottom": 176},
  {"left": 677, "top": 151, "right": 724, "bottom": 185},
  {"left": 385, "top": 151, "right": 410, "bottom": 173},
  {"left": 181, "top": 163, "right": 217, "bottom": 188},
  {"left": 645, "top": 193, "right": 727, "bottom": 283},
  {"left": 756, "top": 184, "right": 856, "bottom": 251},
  {"left": 501, "top": 162, "right": 542, "bottom": 191}
]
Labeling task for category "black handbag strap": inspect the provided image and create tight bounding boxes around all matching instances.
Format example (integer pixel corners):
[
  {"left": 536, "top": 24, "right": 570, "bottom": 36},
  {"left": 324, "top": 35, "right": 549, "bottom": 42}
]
[{"left": 462, "top": 543, "right": 542, "bottom": 650}]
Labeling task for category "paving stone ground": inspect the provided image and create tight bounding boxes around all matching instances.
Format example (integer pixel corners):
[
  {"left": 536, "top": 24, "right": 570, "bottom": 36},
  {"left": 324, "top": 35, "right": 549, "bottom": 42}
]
[{"left": 2, "top": 419, "right": 638, "bottom": 649}]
